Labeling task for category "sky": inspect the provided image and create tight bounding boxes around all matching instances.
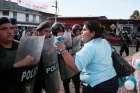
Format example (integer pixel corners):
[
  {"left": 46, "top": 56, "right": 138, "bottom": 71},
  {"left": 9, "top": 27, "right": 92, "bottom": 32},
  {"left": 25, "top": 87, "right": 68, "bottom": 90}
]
[{"left": 18, "top": 0, "right": 140, "bottom": 19}]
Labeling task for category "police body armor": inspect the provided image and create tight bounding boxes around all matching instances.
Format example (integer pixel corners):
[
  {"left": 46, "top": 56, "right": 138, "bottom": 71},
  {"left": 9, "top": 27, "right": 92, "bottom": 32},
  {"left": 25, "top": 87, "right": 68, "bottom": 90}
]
[
  {"left": 51, "top": 22, "right": 75, "bottom": 80},
  {"left": 41, "top": 37, "right": 61, "bottom": 93},
  {"left": 0, "top": 41, "right": 37, "bottom": 93}
]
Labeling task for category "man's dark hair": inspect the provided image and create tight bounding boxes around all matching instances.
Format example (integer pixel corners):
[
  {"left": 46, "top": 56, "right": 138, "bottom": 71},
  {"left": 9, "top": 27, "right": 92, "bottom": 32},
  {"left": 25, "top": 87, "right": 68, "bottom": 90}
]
[
  {"left": 0, "top": 17, "right": 10, "bottom": 26},
  {"left": 10, "top": 18, "right": 17, "bottom": 25}
]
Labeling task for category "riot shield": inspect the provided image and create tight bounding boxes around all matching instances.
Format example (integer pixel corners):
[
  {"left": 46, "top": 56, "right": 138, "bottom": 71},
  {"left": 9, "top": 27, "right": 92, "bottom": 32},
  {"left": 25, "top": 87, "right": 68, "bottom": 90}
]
[
  {"left": 41, "top": 37, "right": 61, "bottom": 93},
  {"left": 58, "top": 54, "right": 75, "bottom": 80},
  {"left": 10, "top": 36, "right": 45, "bottom": 88},
  {"left": 54, "top": 36, "right": 75, "bottom": 80},
  {"left": 15, "top": 36, "right": 45, "bottom": 65}
]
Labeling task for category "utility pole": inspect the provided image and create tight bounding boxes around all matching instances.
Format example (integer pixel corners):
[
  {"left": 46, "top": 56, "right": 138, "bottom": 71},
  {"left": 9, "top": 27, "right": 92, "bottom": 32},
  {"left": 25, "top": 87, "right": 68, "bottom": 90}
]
[{"left": 52, "top": 0, "right": 58, "bottom": 23}]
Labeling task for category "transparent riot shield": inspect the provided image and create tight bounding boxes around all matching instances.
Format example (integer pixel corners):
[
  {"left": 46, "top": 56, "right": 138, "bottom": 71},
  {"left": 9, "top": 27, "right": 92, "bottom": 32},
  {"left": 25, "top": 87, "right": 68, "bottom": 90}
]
[
  {"left": 10, "top": 35, "right": 45, "bottom": 87},
  {"left": 54, "top": 36, "right": 75, "bottom": 80},
  {"left": 41, "top": 37, "right": 61, "bottom": 93},
  {"left": 15, "top": 36, "right": 45, "bottom": 65}
]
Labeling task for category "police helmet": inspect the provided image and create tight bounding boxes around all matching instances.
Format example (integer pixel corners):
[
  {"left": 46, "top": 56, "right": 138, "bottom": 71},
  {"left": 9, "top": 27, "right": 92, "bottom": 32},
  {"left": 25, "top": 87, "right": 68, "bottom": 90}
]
[
  {"left": 51, "top": 22, "right": 65, "bottom": 36},
  {"left": 36, "top": 21, "right": 50, "bottom": 32},
  {"left": 72, "top": 24, "right": 82, "bottom": 34}
]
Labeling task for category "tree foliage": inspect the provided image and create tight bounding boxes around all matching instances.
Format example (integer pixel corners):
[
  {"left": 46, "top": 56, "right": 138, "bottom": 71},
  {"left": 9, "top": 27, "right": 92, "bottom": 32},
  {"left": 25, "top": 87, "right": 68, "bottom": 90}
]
[{"left": 130, "top": 10, "right": 140, "bottom": 20}]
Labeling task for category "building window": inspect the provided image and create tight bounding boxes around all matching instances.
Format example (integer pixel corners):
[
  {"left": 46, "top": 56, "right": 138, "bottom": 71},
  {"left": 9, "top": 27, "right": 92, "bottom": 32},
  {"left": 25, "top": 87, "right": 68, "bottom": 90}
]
[
  {"left": 3, "top": 10, "right": 9, "bottom": 16},
  {"left": 33, "top": 15, "right": 36, "bottom": 22},
  {"left": 13, "top": 12, "right": 17, "bottom": 19},
  {"left": 26, "top": 14, "right": 29, "bottom": 22}
]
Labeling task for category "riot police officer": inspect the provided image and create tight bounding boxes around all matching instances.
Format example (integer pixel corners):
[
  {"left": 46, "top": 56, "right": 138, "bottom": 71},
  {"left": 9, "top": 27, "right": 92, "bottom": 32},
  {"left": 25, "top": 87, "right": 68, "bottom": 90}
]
[
  {"left": 51, "top": 22, "right": 75, "bottom": 93},
  {"left": 0, "top": 17, "right": 37, "bottom": 93},
  {"left": 33, "top": 21, "right": 61, "bottom": 93}
]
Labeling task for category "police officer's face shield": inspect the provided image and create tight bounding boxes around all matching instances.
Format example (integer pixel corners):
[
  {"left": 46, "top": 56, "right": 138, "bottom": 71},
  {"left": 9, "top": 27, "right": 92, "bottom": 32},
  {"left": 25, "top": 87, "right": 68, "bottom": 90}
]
[
  {"left": 72, "top": 28, "right": 81, "bottom": 36},
  {"left": 74, "top": 30, "right": 81, "bottom": 36},
  {"left": 57, "top": 31, "right": 64, "bottom": 36}
]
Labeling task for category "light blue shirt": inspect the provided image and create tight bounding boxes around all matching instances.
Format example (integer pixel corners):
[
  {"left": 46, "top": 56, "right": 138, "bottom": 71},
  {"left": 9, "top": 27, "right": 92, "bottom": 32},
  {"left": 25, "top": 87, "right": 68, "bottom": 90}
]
[{"left": 75, "top": 38, "right": 116, "bottom": 87}]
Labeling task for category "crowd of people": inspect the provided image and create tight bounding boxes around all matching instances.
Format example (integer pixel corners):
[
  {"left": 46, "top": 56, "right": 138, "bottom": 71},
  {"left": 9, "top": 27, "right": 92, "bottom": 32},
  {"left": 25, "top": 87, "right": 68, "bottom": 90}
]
[{"left": 0, "top": 16, "right": 140, "bottom": 93}]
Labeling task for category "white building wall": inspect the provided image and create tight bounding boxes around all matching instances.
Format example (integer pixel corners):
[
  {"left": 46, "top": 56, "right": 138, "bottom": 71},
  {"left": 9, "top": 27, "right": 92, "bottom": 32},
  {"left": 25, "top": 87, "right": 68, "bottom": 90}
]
[
  {"left": 29, "top": 14, "right": 33, "bottom": 22},
  {"left": 0, "top": 10, "right": 41, "bottom": 26},
  {"left": 36, "top": 15, "right": 40, "bottom": 23},
  {"left": 17, "top": 13, "right": 26, "bottom": 22},
  {"left": 0, "top": 11, "right": 9, "bottom": 18},
  {"left": 9, "top": 11, "right": 13, "bottom": 18},
  {"left": 0, "top": 11, "right": 3, "bottom": 17},
  {"left": 0, "top": 11, "right": 13, "bottom": 18}
]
